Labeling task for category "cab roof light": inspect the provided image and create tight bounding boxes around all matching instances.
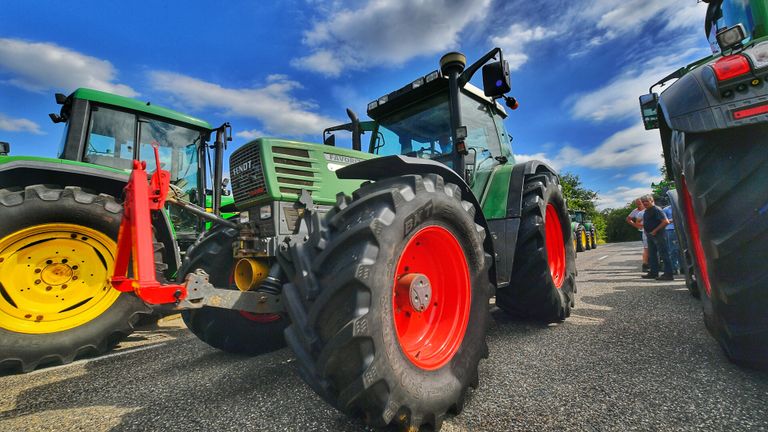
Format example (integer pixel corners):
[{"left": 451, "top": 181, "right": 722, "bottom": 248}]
[
  {"left": 367, "top": 100, "right": 378, "bottom": 111},
  {"left": 425, "top": 70, "right": 440, "bottom": 83},
  {"left": 411, "top": 77, "right": 425, "bottom": 89},
  {"left": 712, "top": 55, "right": 751, "bottom": 81},
  {"left": 378, "top": 95, "right": 389, "bottom": 105}
]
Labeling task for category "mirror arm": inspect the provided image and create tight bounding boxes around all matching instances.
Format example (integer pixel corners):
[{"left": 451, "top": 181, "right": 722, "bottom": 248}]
[{"left": 459, "top": 47, "right": 503, "bottom": 87}]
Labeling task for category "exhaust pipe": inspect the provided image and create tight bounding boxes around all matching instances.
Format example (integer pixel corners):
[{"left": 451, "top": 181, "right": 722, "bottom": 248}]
[{"left": 234, "top": 258, "right": 270, "bottom": 291}]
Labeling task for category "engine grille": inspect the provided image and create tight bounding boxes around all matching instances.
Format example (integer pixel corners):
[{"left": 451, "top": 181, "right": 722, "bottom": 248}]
[{"left": 230, "top": 142, "right": 266, "bottom": 206}]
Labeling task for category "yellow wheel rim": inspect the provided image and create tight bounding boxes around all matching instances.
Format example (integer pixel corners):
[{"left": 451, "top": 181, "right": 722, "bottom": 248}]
[
  {"left": 0, "top": 223, "right": 120, "bottom": 334},
  {"left": 581, "top": 231, "right": 587, "bottom": 246}
]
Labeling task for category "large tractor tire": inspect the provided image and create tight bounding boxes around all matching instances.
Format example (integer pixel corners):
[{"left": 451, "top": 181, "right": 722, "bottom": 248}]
[
  {"left": 667, "top": 190, "right": 698, "bottom": 298},
  {"left": 0, "top": 185, "right": 156, "bottom": 373},
  {"left": 583, "top": 230, "right": 592, "bottom": 251},
  {"left": 575, "top": 227, "right": 585, "bottom": 252},
  {"left": 282, "top": 174, "right": 491, "bottom": 431},
  {"left": 590, "top": 229, "right": 597, "bottom": 249},
  {"left": 180, "top": 226, "right": 287, "bottom": 355},
  {"left": 496, "top": 172, "right": 577, "bottom": 322},
  {"left": 676, "top": 124, "right": 768, "bottom": 368}
]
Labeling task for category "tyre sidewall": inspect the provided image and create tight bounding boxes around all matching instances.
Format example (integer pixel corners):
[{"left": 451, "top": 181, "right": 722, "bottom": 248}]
[
  {"left": 362, "top": 179, "right": 489, "bottom": 415},
  {"left": 0, "top": 186, "right": 147, "bottom": 369}
]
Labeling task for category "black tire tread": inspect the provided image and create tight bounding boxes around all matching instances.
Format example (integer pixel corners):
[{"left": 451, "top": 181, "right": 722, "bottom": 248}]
[{"left": 0, "top": 185, "right": 155, "bottom": 373}]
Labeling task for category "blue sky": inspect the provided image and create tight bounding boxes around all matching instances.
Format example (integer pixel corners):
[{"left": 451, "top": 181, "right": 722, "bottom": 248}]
[{"left": 0, "top": 0, "right": 711, "bottom": 209}]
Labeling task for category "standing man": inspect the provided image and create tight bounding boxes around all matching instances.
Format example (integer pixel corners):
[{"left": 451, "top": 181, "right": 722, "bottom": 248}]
[
  {"left": 640, "top": 195, "right": 674, "bottom": 281},
  {"left": 626, "top": 198, "right": 649, "bottom": 272}
]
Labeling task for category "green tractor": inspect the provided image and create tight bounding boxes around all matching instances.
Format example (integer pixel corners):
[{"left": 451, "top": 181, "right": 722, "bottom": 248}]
[
  {"left": 569, "top": 210, "right": 596, "bottom": 252},
  {"left": 639, "top": 0, "right": 768, "bottom": 368},
  {"left": 0, "top": 88, "right": 234, "bottom": 372},
  {"left": 114, "top": 48, "right": 577, "bottom": 431}
]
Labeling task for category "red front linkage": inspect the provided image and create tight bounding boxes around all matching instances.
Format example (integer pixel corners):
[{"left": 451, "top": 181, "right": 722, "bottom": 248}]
[{"left": 111, "top": 143, "right": 188, "bottom": 304}]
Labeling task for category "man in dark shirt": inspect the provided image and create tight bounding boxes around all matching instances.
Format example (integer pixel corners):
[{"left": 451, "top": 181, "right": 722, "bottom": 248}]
[{"left": 640, "top": 195, "right": 674, "bottom": 281}]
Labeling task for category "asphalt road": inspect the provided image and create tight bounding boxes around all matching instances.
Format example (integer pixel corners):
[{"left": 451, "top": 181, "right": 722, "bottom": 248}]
[{"left": 1, "top": 241, "right": 767, "bottom": 432}]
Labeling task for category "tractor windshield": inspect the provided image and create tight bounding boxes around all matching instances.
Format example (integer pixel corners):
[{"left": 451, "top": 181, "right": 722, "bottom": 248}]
[
  {"left": 371, "top": 91, "right": 502, "bottom": 169},
  {"left": 372, "top": 93, "right": 454, "bottom": 164},
  {"left": 83, "top": 105, "right": 204, "bottom": 233},
  {"left": 708, "top": 0, "right": 756, "bottom": 53}
]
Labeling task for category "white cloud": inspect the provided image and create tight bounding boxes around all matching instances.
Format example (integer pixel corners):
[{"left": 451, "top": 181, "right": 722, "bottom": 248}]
[
  {"left": 0, "top": 113, "right": 43, "bottom": 134},
  {"left": 629, "top": 171, "right": 663, "bottom": 185},
  {"left": 0, "top": 38, "right": 136, "bottom": 96},
  {"left": 596, "top": 185, "right": 652, "bottom": 210},
  {"left": 293, "top": 0, "right": 491, "bottom": 77},
  {"left": 556, "top": 123, "right": 664, "bottom": 169},
  {"left": 514, "top": 152, "right": 561, "bottom": 171},
  {"left": 490, "top": 24, "right": 559, "bottom": 71},
  {"left": 569, "top": 49, "right": 702, "bottom": 123},
  {"left": 235, "top": 129, "right": 265, "bottom": 140},
  {"left": 586, "top": 0, "right": 705, "bottom": 45},
  {"left": 149, "top": 71, "right": 339, "bottom": 137}
]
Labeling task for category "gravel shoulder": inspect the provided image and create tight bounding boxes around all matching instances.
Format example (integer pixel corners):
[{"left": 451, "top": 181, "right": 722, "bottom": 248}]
[{"left": 1, "top": 241, "right": 766, "bottom": 431}]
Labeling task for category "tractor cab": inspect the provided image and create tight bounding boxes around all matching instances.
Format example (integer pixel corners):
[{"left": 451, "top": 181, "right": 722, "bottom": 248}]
[
  {"left": 49, "top": 88, "right": 228, "bottom": 247},
  {"left": 323, "top": 49, "right": 517, "bottom": 199}
]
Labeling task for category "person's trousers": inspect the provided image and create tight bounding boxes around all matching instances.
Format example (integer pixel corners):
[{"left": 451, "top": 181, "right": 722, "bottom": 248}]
[{"left": 648, "top": 230, "right": 674, "bottom": 276}]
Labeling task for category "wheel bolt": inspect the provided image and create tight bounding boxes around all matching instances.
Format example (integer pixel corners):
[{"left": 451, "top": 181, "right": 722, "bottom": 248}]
[
  {"left": 34, "top": 280, "right": 41, "bottom": 285},
  {"left": 34, "top": 269, "right": 41, "bottom": 274},
  {"left": 45, "top": 286, "right": 52, "bottom": 291},
  {"left": 72, "top": 266, "right": 78, "bottom": 270},
  {"left": 62, "top": 284, "right": 68, "bottom": 289},
  {"left": 46, "top": 260, "right": 53, "bottom": 265},
  {"left": 24, "top": 314, "right": 32, "bottom": 319},
  {"left": 62, "top": 259, "right": 68, "bottom": 264},
  {"left": 72, "top": 276, "right": 78, "bottom": 281}
]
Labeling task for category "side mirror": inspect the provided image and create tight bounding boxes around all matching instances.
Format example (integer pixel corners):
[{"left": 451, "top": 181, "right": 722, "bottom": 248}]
[
  {"left": 221, "top": 177, "right": 231, "bottom": 196},
  {"left": 324, "top": 133, "right": 336, "bottom": 146},
  {"left": 639, "top": 93, "right": 660, "bottom": 130},
  {"left": 0, "top": 141, "right": 9, "bottom": 156},
  {"left": 482, "top": 60, "right": 511, "bottom": 97}
]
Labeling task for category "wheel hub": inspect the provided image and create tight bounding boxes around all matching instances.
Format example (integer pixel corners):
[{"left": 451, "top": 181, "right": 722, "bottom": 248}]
[
  {"left": 398, "top": 273, "right": 432, "bottom": 312},
  {"left": 41, "top": 263, "right": 74, "bottom": 286}
]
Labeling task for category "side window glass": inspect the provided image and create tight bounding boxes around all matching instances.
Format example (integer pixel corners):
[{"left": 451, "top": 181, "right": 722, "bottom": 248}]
[{"left": 84, "top": 106, "right": 136, "bottom": 170}]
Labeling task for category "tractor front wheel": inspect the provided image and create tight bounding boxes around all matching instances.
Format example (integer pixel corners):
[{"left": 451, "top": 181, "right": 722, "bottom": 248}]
[
  {"left": 180, "top": 226, "right": 287, "bottom": 355},
  {"left": 496, "top": 172, "right": 577, "bottom": 322},
  {"left": 0, "top": 185, "right": 154, "bottom": 373},
  {"left": 282, "top": 174, "right": 491, "bottom": 430}
]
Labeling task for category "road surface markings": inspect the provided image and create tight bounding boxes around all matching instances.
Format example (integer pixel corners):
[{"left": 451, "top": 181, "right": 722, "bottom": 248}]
[{"left": 598, "top": 255, "right": 609, "bottom": 261}]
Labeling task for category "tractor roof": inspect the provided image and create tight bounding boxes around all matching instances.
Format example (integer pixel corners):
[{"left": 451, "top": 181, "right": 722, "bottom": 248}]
[
  {"left": 71, "top": 88, "right": 213, "bottom": 130},
  {"left": 368, "top": 73, "right": 507, "bottom": 120}
]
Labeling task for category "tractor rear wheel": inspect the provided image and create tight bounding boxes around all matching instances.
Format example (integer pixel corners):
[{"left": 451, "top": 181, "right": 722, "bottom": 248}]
[
  {"left": 282, "top": 174, "right": 491, "bottom": 431},
  {"left": 496, "top": 172, "right": 577, "bottom": 322},
  {"left": 180, "top": 226, "right": 287, "bottom": 355},
  {"left": 583, "top": 230, "right": 591, "bottom": 251},
  {"left": 0, "top": 185, "right": 155, "bottom": 373},
  {"left": 676, "top": 125, "right": 768, "bottom": 368},
  {"left": 590, "top": 229, "right": 597, "bottom": 249}
]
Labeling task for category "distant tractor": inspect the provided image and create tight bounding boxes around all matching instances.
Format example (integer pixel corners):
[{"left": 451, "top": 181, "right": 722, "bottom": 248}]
[
  {"left": 639, "top": 0, "right": 768, "bottom": 368},
  {"left": 0, "top": 89, "right": 233, "bottom": 372},
  {"left": 570, "top": 210, "right": 596, "bottom": 252},
  {"left": 110, "top": 48, "right": 577, "bottom": 431}
]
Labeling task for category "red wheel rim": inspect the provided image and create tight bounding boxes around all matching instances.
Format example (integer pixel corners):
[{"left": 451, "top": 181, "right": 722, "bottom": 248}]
[
  {"left": 680, "top": 177, "right": 712, "bottom": 296},
  {"left": 392, "top": 225, "right": 471, "bottom": 370},
  {"left": 545, "top": 204, "right": 566, "bottom": 289}
]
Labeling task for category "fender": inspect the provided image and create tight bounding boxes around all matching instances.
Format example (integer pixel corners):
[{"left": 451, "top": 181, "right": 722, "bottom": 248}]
[
  {"left": 659, "top": 47, "right": 768, "bottom": 134},
  {"left": 0, "top": 159, "right": 180, "bottom": 274},
  {"left": 505, "top": 160, "right": 558, "bottom": 218},
  {"left": 336, "top": 155, "right": 497, "bottom": 286}
]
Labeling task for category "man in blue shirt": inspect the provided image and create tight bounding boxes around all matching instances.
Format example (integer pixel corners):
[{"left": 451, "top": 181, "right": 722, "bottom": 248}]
[{"left": 640, "top": 195, "right": 674, "bottom": 281}]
